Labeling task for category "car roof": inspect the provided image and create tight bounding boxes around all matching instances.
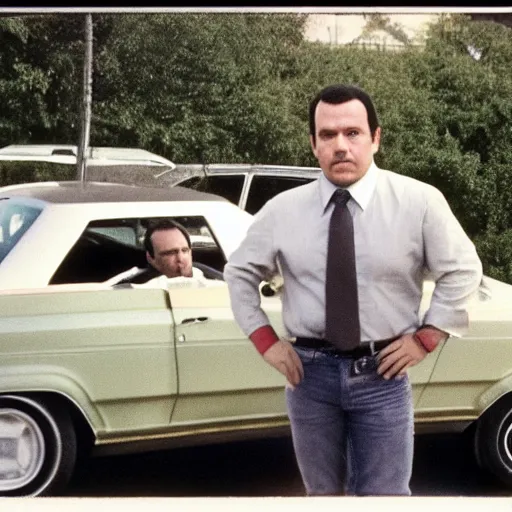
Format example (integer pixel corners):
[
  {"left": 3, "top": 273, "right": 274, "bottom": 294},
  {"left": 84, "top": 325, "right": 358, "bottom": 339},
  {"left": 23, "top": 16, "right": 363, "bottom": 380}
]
[
  {"left": 173, "top": 163, "right": 322, "bottom": 178},
  {"left": 0, "top": 144, "right": 176, "bottom": 168},
  {"left": 0, "top": 181, "right": 229, "bottom": 204}
]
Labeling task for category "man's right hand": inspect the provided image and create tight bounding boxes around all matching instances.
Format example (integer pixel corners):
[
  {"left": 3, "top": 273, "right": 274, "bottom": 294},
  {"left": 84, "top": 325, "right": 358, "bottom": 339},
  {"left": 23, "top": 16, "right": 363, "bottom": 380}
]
[{"left": 262, "top": 339, "right": 304, "bottom": 389}]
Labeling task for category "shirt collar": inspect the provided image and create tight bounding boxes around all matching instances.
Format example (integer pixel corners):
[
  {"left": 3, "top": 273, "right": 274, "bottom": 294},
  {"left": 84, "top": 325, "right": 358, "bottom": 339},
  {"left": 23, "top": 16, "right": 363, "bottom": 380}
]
[{"left": 319, "top": 160, "right": 379, "bottom": 212}]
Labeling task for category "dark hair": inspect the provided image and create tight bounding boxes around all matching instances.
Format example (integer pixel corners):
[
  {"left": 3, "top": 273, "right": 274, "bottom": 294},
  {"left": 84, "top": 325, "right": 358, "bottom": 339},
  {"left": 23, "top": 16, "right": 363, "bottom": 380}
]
[
  {"left": 144, "top": 219, "right": 191, "bottom": 257},
  {"left": 309, "top": 84, "right": 380, "bottom": 144}
]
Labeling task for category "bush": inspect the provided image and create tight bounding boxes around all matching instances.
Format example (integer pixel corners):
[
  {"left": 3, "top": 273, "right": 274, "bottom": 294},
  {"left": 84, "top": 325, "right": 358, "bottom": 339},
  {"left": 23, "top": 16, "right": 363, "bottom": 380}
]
[{"left": 0, "top": 161, "right": 75, "bottom": 187}]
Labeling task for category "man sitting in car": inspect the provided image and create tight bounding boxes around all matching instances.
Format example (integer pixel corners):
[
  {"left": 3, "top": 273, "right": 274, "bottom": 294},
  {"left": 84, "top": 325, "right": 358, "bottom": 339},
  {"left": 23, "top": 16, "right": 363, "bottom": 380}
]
[
  {"left": 145, "top": 219, "right": 202, "bottom": 279},
  {"left": 107, "top": 219, "right": 223, "bottom": 287}
]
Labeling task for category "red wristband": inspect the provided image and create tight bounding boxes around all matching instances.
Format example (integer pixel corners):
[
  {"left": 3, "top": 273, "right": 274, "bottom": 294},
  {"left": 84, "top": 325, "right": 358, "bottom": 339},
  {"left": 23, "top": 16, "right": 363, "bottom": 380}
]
[
  {"left": 249, "top": 325, "right": 279, "bottom": 355},
  {"left": 413, "top": 329, "right": 440, "bottom": 353}
]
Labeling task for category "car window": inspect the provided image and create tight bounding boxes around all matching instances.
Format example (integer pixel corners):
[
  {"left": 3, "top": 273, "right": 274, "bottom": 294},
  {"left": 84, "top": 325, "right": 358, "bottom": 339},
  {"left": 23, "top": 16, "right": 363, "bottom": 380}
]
[
  {"left": 50, "top": 216, "right": 227, "bottom": 284},
  {"left": 178, "top": 175, "right": 245, "bottom": 206},
  {"left": 0, "top": 199, "right": 43, "bottom": 264},
  {"left": 245, "top": 175, "right": 316, "bottom": 215},
  {"left": 89, "top": 225, "right": 138, "bottom": 246}
]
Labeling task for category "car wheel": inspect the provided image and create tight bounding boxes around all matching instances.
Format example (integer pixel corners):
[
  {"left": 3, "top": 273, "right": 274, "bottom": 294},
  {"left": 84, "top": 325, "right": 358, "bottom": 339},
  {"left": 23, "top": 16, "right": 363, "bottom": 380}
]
[
  {"left": 474, "top": 395, "right": 512, "bottom": 487},
  {"left": 0, "top": 395, "right": 77, "bottom": 497}
]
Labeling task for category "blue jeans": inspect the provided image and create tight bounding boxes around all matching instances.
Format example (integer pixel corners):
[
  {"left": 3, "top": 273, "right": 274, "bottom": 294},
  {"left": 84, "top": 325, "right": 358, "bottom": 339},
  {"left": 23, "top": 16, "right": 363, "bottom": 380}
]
[{"left": 286, "top": 346, "right": 414, "bottom": 496}]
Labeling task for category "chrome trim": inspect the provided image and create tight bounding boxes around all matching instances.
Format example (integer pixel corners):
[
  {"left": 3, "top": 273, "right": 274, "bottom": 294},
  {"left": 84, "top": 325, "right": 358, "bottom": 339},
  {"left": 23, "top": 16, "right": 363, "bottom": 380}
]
[
  {"left": 503, "top": 419, "right": 512, "bottom": 463},
  {"left": 93, "top": 420, "right": 292, "bottom": 457},
  {"left": 414, "top": 414, "right": 478, "bottom": 423},
  {"left": 96, "top": 418, "right": 291, "bottom": 446}
]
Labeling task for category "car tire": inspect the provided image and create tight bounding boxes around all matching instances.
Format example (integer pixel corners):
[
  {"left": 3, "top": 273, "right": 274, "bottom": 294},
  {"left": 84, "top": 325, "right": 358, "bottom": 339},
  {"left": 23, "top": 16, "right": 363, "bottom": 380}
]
[
  {"left": 474, "top": 395, "right": 512, "bottom": 487},
  {"left": 0, "top": 395, "right": 77, "bottom": 497}
]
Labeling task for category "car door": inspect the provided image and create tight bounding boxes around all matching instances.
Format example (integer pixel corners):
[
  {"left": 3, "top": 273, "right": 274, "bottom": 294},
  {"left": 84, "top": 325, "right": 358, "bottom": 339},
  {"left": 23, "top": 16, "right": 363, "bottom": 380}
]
[
  {"left": 0, "top": 285, "right": 179, "bottom": 437},
  {"left": 413, "top": 279, "right": 512, "bottom": 424},
  {"left": 167, "top": 283, "right": 288, "bottom": 430}
]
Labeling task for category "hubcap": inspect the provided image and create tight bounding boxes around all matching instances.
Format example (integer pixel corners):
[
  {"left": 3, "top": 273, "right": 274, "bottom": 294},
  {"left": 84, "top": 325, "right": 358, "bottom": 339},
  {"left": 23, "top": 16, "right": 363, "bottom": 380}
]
[
  {"left": 503, "top": 420, "right": 512, "bottom": 467},
  {"left": 0, "top": 408, "right": 45, "bottom": 492}
]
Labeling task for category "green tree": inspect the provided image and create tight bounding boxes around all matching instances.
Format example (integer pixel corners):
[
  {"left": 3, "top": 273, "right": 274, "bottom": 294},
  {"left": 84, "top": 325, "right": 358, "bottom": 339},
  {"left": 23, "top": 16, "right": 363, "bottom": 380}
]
[
  {"left": 0, "top": 13, "right": 115, "bottom": 147},
  {"left": 92, "top": 13, "right": 308, "bottom": 163},
  {"left": 416, "top": 14, "right": 512, "bottom": 280},
  {"left": 0, "top": 15, "right": 51, "bottom": 145}
]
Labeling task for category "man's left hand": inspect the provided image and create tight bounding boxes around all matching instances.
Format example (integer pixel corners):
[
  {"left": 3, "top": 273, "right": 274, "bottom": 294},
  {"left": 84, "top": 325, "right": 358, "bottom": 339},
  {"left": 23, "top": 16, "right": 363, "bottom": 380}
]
[{"left": 376, "top": 333, "right": 427, "bottom": 380}]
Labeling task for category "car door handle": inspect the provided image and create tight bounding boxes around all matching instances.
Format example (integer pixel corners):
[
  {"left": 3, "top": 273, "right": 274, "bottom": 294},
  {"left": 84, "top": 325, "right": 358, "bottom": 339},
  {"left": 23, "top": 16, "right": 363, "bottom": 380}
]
[{"left": 181, "top": 316, "right": 209, "bottom": 325}]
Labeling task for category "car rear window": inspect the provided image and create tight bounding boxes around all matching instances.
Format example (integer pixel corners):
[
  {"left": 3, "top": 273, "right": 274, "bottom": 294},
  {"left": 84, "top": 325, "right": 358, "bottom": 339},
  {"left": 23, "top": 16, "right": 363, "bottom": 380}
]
[
  {"left": 245, "top": 175, "right": 315, "bottom": 214},
  {"left": 0, "top": 199, "right": 43, "bottom": 264},
  {"left": 177, "top": 175, "right": 245, "bottom": 207}
]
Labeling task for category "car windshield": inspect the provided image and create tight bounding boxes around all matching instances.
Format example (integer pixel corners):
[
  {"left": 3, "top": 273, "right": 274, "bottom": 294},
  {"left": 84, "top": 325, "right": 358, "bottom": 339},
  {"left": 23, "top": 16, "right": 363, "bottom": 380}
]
[{"left": 0, "top": 199, "right": 43, "bottom": 264}]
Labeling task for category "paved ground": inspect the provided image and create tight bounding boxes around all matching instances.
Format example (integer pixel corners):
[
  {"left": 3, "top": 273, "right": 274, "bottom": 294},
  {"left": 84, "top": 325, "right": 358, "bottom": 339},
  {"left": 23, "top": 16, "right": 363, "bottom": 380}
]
[{"left": 64, "top": 433, "right": 512, "bottom": 497}]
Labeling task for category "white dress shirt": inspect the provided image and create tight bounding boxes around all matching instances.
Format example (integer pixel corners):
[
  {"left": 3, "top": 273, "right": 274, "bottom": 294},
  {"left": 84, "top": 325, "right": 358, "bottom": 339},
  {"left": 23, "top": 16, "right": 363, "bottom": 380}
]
[
  {"left": 134, "top": 266, "right": 224, "bottom": 289},
  {"left": 108, "top": 266, "right": 223, "bottom": 289},
  {"left": 224, "top": 162, "right": 483, "bottom": 342}
]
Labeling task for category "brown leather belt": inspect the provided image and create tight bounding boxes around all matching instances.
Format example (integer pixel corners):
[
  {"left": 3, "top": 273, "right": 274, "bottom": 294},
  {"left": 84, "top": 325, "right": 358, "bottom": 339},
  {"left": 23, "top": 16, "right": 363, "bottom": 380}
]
[{"left": 294, "top": 335, "right": 401, "bottom": 358}]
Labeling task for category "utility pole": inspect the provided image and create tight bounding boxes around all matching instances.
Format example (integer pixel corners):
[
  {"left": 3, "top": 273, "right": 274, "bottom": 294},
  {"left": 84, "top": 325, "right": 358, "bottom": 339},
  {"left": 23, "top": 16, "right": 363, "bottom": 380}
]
[{"left": 76, "top": 13, "right": 93, "bottom": 182}]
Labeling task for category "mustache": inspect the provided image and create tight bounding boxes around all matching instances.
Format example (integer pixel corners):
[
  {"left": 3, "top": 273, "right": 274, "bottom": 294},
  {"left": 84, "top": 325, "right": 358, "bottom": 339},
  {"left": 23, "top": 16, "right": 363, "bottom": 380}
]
[{"left": 331, "top": 156, "right": 351, "bottom": 165}]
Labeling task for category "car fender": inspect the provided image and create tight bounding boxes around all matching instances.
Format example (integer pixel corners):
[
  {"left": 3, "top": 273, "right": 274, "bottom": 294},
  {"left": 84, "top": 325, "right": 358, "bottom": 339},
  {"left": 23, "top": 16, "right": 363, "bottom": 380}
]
[
  {"left": 476, "top": 373, "right": 512, "bottom": 417},
  {"left": 0, "top": 364, "right": 103, "bottom": 432}
]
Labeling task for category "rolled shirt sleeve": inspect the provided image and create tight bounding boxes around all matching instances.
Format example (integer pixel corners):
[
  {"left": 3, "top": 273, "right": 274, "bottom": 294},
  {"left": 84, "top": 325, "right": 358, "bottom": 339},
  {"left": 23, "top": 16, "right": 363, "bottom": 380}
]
[
  {"left": 421, "top": 187, "right": 483, "bottom": 337},
  {"left": 224, "top": 201, "right": 280, "bottom": 338}
]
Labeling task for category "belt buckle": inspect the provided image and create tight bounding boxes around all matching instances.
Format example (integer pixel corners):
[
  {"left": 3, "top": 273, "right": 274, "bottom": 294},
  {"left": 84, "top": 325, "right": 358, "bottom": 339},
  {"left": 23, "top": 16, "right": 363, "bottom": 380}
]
[
  {"left": 368, "top": 341, "right": 379, "bottom": 356},
  {"left": 351, "top": 354, "right": 378, "bottom": 377}
]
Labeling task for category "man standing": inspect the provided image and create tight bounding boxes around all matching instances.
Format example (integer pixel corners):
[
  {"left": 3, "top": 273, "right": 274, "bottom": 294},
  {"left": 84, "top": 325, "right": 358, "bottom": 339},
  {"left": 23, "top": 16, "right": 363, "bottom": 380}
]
[{"left": 223, "top": 84, "right": 483, "bottom": 496}]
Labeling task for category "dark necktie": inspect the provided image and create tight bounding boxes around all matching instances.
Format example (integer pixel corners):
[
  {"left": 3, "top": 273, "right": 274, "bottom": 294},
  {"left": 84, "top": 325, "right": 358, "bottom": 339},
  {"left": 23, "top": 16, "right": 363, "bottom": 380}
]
[{"left": 325, "top": 189, "right": 361, "bottom": 350}]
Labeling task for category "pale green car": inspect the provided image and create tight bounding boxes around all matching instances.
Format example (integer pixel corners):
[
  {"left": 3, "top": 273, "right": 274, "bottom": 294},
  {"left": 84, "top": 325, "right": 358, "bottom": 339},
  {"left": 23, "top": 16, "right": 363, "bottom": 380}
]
[{"left": 0, "top": 181, "right": 512, "bottom": 497}]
